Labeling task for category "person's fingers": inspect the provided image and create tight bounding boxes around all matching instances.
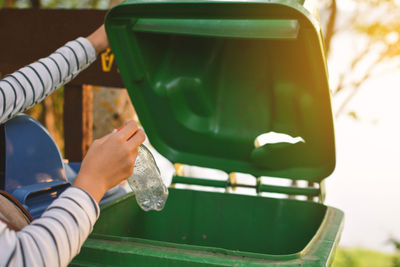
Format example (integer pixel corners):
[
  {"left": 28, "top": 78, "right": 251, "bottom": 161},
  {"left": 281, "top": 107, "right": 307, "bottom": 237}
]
[
  {"left": 115, "top": 120, "right": 138, "bottom": 141},
  {"left": 93, "top": 131, "right": 114, "bottom": 145},
  {"left": 127, "top": 129, "right": 146, "bottom": 149}
]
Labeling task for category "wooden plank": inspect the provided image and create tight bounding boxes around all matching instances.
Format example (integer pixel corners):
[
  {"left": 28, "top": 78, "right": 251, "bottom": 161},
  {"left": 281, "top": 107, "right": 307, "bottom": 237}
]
[
  {"left": 64, "top": 84, "right": 93, "bottom": 162},
  {"left": 0, "top": 9, "right": 127, "bottom": 161},
  {"left": 0, "top": 8, "right": 124, "bottom": 88}
]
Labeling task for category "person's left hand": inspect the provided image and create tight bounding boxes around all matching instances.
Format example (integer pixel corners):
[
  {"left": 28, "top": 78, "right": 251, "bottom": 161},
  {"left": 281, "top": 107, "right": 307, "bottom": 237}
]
[{"left": 86, "top": 24, "right": 109, "bottom": 54}]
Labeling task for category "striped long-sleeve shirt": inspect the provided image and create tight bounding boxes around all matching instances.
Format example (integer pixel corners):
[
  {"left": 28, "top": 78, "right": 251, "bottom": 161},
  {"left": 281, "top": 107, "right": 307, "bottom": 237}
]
[
  {"left": 0, "top": 37, "right": 100, "bottom": 266},
  {"left": 0, "top": 37, "right": 96, "bottom": 124},
  {"left": 0, "top": 187, "right": 100, "bottom": 267}
]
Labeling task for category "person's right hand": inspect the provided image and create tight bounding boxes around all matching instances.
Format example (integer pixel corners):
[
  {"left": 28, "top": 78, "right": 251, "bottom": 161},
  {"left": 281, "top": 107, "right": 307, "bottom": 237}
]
[{"left": 73, "top": 120, "right": 146, "bottom": 202}]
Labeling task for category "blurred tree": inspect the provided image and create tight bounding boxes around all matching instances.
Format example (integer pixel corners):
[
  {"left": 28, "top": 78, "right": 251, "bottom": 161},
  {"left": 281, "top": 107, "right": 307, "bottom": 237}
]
[
  {"left": 320, "top": 0, "right": 337, "bottom": 56},
  {"left": 320, "top": 0, "right": 400, "bottom": 118},
  {"left": 388, "top": 238, "right": 400, "bottom": 267}
]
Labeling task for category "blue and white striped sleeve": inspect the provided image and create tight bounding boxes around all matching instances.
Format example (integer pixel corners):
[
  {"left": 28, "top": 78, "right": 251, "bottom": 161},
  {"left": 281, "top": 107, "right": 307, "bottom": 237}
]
[
  {"left": 0, "top": 37, "right": 97, "bottom": 124},
  {"left": 0, "top": 186, "right": 100, "bottom": 267}
]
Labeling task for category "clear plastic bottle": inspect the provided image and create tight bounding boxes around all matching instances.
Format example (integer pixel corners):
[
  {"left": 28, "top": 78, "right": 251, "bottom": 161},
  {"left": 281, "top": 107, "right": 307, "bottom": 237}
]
[{"left": 128, "top": 144, "right": 169, "bottom": 211}]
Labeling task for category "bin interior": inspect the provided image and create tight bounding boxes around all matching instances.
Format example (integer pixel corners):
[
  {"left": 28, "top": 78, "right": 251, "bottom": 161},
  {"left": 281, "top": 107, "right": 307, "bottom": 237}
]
[
  {"left": 93, "top": 188, "right": 326, "bottom": 256},
  {"left": 106, "top": 6, "right": 336, "bottom": 181}
]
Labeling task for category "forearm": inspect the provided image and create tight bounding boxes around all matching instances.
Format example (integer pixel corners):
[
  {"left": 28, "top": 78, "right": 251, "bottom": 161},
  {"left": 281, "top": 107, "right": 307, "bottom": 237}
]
[
  {"left": 0, "top": 37, "right": 96, "bottom": 124},
  {"left": 86, "top": 25, "right": 109, "bottom": 54},
  {"left": 0, "top": 187, "right": 99, "bottom": 267}
]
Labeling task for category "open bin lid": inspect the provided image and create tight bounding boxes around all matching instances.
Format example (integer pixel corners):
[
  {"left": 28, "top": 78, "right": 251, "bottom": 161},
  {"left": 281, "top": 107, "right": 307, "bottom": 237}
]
[{"left": 105, "top": 0, "right": 335, "bottom": 182}]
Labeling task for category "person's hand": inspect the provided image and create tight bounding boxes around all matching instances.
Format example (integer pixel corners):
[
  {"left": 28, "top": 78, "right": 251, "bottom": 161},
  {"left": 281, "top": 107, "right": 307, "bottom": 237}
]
[
  {"left": 73, "top": 121, "right": 146, "bottom": 202},
  {"left": 86, "top": 24, "right": 109, "bottom": 54}
]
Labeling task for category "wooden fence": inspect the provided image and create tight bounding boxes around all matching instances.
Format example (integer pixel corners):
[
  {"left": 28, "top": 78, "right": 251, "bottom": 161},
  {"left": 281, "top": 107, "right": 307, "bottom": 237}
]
[{"left": 0, "top": 8, "right": 124, "bottom": 161}]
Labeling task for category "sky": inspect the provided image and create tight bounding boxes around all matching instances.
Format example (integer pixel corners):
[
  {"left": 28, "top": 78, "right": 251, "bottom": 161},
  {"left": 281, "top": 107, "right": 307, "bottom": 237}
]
[
  {"left": 325, "top": 75, "right": 400, "bottom": 252},
  {"left": 323, "top": 0, "right": 400, "bottom": 252}
]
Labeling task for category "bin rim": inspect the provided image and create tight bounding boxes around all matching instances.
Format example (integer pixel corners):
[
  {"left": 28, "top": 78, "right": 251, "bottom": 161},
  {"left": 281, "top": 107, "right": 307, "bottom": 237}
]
[{"left": 83, "top": 189, "right": 344, "bottom": 265}]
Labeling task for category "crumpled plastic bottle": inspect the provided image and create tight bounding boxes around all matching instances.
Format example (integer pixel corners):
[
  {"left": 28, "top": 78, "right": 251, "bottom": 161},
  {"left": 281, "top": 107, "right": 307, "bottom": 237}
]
[{"left": 127, "top": 144, "right": 169, "bottom": 211}]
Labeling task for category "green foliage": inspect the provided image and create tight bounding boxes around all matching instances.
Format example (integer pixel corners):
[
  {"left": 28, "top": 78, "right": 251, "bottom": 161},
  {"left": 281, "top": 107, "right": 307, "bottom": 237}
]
[
  {"left": 40, "top": 0, "right": 109, "bottom": 9},
  {"left": 333, "top": 248, "right": 394, "bottom": 267},
  {"left": 393, "top": 255, "right": 400, "bottom": 267}
]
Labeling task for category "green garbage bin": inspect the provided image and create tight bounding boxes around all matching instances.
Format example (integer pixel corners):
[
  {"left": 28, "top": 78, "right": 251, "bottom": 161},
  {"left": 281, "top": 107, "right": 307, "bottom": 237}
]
[{"left": 72, "top": 1, "right": 344, "bottom": 266}]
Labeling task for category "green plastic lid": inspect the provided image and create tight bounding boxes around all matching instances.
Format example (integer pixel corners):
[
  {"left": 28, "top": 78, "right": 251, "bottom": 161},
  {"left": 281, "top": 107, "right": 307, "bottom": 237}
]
[{"left": 105, "top": 0, "right": 335, "bottom": 182}]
